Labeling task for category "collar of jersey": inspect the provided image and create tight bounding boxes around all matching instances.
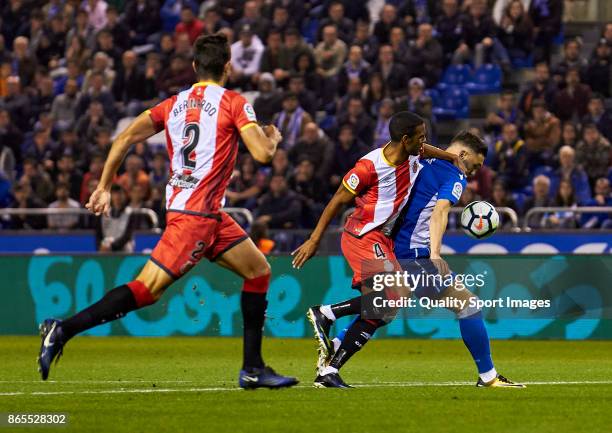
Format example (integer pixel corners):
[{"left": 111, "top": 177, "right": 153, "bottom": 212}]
[
  {"left": 194, "top": 80, "right": 221, "bottom": 87},
  {"left": 381, "top": 143, "right": 398, "bottom": 167}
]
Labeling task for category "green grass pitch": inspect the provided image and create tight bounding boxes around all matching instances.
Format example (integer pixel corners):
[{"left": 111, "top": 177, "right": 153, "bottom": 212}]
[{"left": 0, "top": 337, "right": 611, "bottom": 433}]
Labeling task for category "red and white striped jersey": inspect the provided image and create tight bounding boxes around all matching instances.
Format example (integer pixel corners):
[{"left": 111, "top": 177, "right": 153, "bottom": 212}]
[
  {"left": 342, "top": 146, "right": 422, "bottom": 237},
  {"left": 147, "top": 81, "right": 257, "bottom": 215}
]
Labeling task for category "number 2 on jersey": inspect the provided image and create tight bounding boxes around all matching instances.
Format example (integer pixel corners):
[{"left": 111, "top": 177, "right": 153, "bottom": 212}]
[{"left": 182, "top": 123, "right": 200, "bottom": 169}]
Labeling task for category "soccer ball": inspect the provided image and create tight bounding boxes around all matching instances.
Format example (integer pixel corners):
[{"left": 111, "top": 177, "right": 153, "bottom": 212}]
[{"left": 460, "top": 201, "right": 499, "bottom": 239}]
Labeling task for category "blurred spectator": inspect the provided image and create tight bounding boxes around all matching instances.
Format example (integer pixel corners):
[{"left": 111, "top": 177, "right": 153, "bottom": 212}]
[
  {"left": 123, "top": 0, "right": 162, "bottom": 47},
  {"left": 314, "top": 24, "right": 347, "bottom": 79},
  {"left": 229, "top": 25, "right": 264, "bottom": 89},
  {"left": 498, "top": 0, "right": 534, "bottom": 63},
  {"left": 290, "top": 158, "right": 328, "bottom": 227},
  {"left": 395, "top": 77, "right": 433, "bottom": 133},
  {"left": 318, "top": 1, "right": 355, "bottom": 44},
  {"left": 51, "top": 77, "right": 79, "bottom": 131},
  {"left": 288, "top": 74, "right": 318, "bottom": 117},
  {"left": 269, "top": 148, "right": 291, "bottom": 179},
  {"left": 545, "top": 179, "right": 578, "bottom": 228},
  {"left": 80, "top": 154, "right": 105, "bottom": 205},
  {"left": 11, "top": 36, "right": 37, "bottom": 87},
  {"left": 524, "top": 99, "right": 560, "bottom": 166},
  {"left": 270, "top": 6, "right": 293, "bottom": 35},
  {"left": 553, "top": 67, "right": 592, "bottom": 123},
  {"left": 581, "top": 177, "right": 612, "bottom": 229},
  {"left": 436, "top": 0, "right": 463, "bottom": 64},
  {"left": 255, "top": 174, "right": 302, "bottom": 229},
  {"left": 6, "top": 183, "right": 46, "bottom": 229},
  {"left": 362, "top": 72, "right": 388, "bottom": 118},
  {"left": 405, "top": 23, "right": 443, "bottom": 87},
  {"left": 20, "top": 158, "right": 54, "bottom": 204},
  {"left": 484, "top": 90, "right": 522, "bottom": 137},
  {"left": 582, "top": 94, "right": 612, "bottom": 142},
  {"left": 55, "top": 153, "right": 83, "bottom": 201},
  {"left": 47, "top": 182, "right": 81, "bottom": 229},
  {"left": 373, "top": 98, "right": 394, "bottom": 148},
  {"left": 492, "top": 123, "right": 528, "bottom": 190},
  {"left": 112, "top": 50, "right": 147, "bottom": 117},
  {"left": 522, "top": 174, "right": 554, "bottom": 228},
  {"left": 274, "top": 92, "right": 313, "bottom": 150},
  {"left": 575, "top": 124, "right": 611, "bottom": 186},
  {"left": 156, "top": 54, "right": 196, "bottom": 95},
  {"left": 104, "top": 6, "right": 130, "bottom": 51},
  {"left": 374, "top": 4, "right": 400, "bottom": 44},
  {"left": 23, "top": 128, "right": 57, "bottom": 170},
  {"left": 226, "top": 154, "right": 264, "bottom": 209},
  {"left": 453, "top": 0, "right": 511, "bottom": 69},
  {"left": 4, "top": 76, "right": 30, "bottom": 132},
  {"left": 149, "top": 152, "right": 168, "bottom": 191},
  {"left": 259, "top": 30, "right": 292, "bottom": 86},
  {"left": 78, "top": 68, "right": 116, "bottom": 116},
  {"left": 253, "top": 73, "right": 282, "bottom": 124},
  {"left": 559, "top": 122, "right": 579, "bottom": 148},
  {"left": 336, "top": 96, "right": 374, "bottom": 145},
  {"left": 82, "top": 0, "right": 108, "bottom": 32},
  {"left": 584, "top": 40, "right": 611, "bottom": 97},
  {"left": 519, "top": 62, "right": 556, "bottom": 114},
  {"left": 338, "top": 45, "right": 370, "bottom": 97},
  {"left": 160, "top": 0, "right": 198, "bottom": 33},
  {"left": 552, "top": 39, "right": 587, "bottom": 84},
  {"left": 490, "top": 180, "right": 518, "bottom": 225},
  {"left": 95, "top": 29, "right": 121, "bottom": 68},
  {"left": 175, "top": 6, "right": 204, "bottom": 45},
  {"left": 250, "top": 220, "right": 275, "bottom": 254},
  {"left": 75, "top": 101, "right": 113, "bottom": 143},
  {"left": 65, "top": 11, "right": 95, "bottom": 54},
  {"left": 95, "top": 184, "right": 136, "bottom": 252},
  {"left": 289, "top": 122, "right": 333, "bottom": 178},
  {"left": 329, "top": 123, "right": 368, "bottom": 189},
  {"left": 0, "top": 109, "right": 23, "bottom": 167},
  {"left": 550, "top": 145, "right": 591, "bottom": 205},
  {"left": 389, "top": 26, "right": 410, "bottom": 66},
  {"left": 371, "top": 45, "right": 407, "bottom": 97},
  {"left": 117, "top": 154, "right": 150, "bottom": 200},
  {"left": 353, "top": 20, "right": 379, "bottom": 64},
  {"left": 528, "top": 0, "right": 563, "bottom": 63},
  {"left": 233, "top": 1, "right": 269, "bottom": 40},
  {"left": 292, "top": 51, "right": 322, "bottom": 97}
]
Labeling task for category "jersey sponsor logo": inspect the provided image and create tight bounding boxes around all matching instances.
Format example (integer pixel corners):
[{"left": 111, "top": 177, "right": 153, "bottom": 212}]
[
  {"left": 347, "top": 173, "right": 360, "bottom": 190},
  {"left": 169, "top": 173, "right": 201, "bottom": 189},
  {"left": 243, "top": 103, "right": 257, "bottom": 122},
  {"left": 452, "top": 182, "right": 463, "bottom": 200}
]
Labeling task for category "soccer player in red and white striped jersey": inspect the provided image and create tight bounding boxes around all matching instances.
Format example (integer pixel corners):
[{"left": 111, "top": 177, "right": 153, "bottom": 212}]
[
  {"left": 292, "top": 112, "right": 465, "bottom": 388},
  {"left": 37, "top": 34, "right": 298, "bottom": 389}
]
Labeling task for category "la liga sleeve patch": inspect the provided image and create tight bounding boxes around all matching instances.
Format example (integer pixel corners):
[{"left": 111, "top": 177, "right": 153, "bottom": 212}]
[
  {"left": 347, "top": 173, "right": 360, "bottom": 191},
  {"left": 243, "top": 103, "right": 257, "bottom": 122},
  {"left": 452, "top": 181, "right": 463, "bottom": 200}
]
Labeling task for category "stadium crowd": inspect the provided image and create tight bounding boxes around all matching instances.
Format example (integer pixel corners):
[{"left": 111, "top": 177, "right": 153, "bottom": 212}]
[{"left": 1, "top": 0, "right": 612, "bottom": 246}]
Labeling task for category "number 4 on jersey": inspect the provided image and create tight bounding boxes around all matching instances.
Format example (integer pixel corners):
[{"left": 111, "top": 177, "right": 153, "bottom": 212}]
[
  {"left": 182, "top": 123, "right": 200, "bottom": 169},
  {"left": 373, "top": 243, "right": 386, "bottom": 259}
]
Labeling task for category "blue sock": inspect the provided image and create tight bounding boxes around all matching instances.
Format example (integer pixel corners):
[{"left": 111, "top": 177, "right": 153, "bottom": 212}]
[
  {"left": 459, "top": 312, "right": 494, "bottom": 374},
  {"left": 336, "top": 316, "right": 359, "bottom": 342}
]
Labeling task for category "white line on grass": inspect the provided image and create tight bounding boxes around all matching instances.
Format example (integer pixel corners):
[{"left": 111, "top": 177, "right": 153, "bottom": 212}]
[{"left": 1, "top": 380, "right": 612, "bottom": 396}]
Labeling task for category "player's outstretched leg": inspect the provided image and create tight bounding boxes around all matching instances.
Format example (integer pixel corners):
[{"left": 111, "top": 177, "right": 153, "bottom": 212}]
[
  {"left": 37, "top": 261, "right": 170, "bottom": 380},
  {"left": 314, "top": 317, "right": 385, "bottom": 388},
  {"left": 216, "top": 239, "right": 298, "bottom": 389},
  {"left": 445, "top": 287, "right": 525, "bottom": 388}
]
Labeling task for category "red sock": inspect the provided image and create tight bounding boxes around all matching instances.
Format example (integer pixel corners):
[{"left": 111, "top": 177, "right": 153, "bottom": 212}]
[
  {"left": 242, "top": 274, "right": 270, "bottom": 294},
  {"left": 127, "top": 281, "right": 156, "bottom": 307}
]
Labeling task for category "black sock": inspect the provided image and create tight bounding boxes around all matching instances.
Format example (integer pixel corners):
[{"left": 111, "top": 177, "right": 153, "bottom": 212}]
[
  {"left": 329, "top": 318, "right": 380, "bottom": 370},
  {"left": 330, "top": 296, "right": 361, "bottom": 319},
  {"left": 241, "top": 291, "right": 266, "bottom": 370},
  {"left": 60, "top": 285, "right": 138, "bottom": 342}
]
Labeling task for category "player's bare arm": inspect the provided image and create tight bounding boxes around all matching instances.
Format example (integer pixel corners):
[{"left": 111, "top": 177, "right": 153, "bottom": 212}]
[
  {"left": 421, "top": 144, "right": 467, "bottom": 174},
  {"left": 292, "top": 184, "right": 355, "bottom": 269},
  {"left": 86, "top": 112, "right": 158, "bottom": 216},
  {"left": 240, "top": 123, "right": 281, "bottom": 163}
]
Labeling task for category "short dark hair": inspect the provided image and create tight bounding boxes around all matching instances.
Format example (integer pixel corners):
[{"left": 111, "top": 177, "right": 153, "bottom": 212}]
[
  {"left": 388, "top": 111, "right": 424, "bottom": 141},
  {"left": 451, "top": 130, "right": 488, "bottom": 157},
  {"left": 193, "top": 33, "right": 230, "bottom": 81}
]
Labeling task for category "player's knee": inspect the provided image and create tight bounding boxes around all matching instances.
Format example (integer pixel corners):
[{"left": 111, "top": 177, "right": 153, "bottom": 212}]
[{"left": 456, "top": 295, "right": 482, "bottom": 319}]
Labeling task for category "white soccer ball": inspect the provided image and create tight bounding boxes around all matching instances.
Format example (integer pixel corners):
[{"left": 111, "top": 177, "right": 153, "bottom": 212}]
[{"left": 460, "top": 201, "right": 499, "bottom": 239}]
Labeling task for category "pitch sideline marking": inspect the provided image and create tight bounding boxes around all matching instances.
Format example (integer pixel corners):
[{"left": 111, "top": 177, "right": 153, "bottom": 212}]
[{"left": 2, "top": 380, "right": 612, "bottom": 396}]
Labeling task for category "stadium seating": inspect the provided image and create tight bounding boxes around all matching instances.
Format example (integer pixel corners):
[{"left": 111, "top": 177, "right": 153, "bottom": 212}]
[
  {"left": 432, "top": 87, "right": 470, "bottom": 120},
  {"left": 464, "top": 64, "right": 502, "bottom": 95},
  {"left": 436, "top": 64, "right": 473, "bottom": 91}
]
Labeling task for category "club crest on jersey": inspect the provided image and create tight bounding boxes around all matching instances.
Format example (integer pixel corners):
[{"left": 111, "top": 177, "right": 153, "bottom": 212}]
[
  {"left": 452, "top": 182, "right": 463, "bottom": 200},
  {"left": 347, "top": 173, "right": 360, "bottom": 190},
  {"left": 243, "top": 103, "right": 257, "bottom": 122},
  {"left": 412, "top": 160, "right": 419, "bottom": 173}
]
